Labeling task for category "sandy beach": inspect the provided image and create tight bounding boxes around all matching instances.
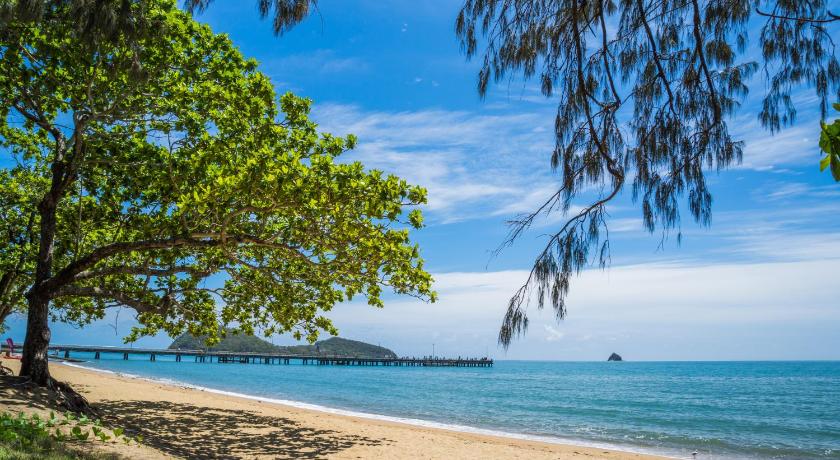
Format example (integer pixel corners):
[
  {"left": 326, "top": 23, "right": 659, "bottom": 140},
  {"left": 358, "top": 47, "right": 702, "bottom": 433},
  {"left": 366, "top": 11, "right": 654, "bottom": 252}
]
[{"left": 0, "top": 360, "right": 667, "bottom": 459}]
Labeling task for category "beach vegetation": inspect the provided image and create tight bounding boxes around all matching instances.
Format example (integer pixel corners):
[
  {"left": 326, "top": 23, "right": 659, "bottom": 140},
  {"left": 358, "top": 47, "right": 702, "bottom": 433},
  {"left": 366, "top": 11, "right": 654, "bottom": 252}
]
[
  {"left": 0, "top": 410, "right": 134, "bottom": 459},
  {"left": 0, "top": 0, "right": 434, "bottom": 396},
  {"left": 456, "top": 0, "right": 840, "bottom": 346}
]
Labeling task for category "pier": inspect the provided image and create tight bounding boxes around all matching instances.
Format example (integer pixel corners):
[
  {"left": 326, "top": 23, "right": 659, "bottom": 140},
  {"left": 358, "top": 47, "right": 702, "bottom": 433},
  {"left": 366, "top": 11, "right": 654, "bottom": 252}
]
[{"left": 2, "top": 344, "right": 493, "bottom": 368}]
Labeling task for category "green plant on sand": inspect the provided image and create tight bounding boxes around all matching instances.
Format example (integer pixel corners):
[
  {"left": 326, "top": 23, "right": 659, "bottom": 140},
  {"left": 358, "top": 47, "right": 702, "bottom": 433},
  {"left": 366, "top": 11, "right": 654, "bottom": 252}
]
[{"left": 0, "top": 410, "right": 139, "bottom": 459}]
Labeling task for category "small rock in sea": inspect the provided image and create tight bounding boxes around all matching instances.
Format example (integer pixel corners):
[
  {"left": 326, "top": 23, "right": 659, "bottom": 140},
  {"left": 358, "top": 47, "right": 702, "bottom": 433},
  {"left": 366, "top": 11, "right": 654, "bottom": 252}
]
[{"left": 607, "top": 353, "right": 623, "bottom": 361}]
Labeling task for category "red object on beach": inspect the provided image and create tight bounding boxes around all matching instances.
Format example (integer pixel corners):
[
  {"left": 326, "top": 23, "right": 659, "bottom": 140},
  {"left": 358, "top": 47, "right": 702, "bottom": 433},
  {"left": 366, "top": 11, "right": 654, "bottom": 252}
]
[{"left": 5, "top": 338, "right": 13, "bottom": 358}]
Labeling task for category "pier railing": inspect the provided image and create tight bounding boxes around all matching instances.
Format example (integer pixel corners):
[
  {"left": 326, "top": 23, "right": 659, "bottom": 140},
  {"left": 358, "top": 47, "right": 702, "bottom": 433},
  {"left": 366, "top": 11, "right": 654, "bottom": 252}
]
[{"left": 1, "top": 344, "right": 493, "bottom": 368}]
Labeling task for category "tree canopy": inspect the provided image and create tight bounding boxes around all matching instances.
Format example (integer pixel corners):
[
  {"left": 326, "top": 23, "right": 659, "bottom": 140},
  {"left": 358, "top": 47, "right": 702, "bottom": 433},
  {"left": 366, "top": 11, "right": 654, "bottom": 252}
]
[
  {"left": 1, "top": 0, "right": 433, "bottom": 385},
  {"left": 1, "top": 1, "right": 317, "bottom": 42},
  {"left": 456, "top": 0, "right": 840, "bottom": 346},
  {"left": 0, "top": 167, "right": 40, "bottom": 331}
]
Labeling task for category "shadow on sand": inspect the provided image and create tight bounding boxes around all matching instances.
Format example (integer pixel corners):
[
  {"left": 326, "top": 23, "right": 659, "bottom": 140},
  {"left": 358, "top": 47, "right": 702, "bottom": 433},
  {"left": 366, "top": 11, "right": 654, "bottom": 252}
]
[
  {"left": 0, "top": 375, "right": 61, "bottom": 411},
  {"left": 96, "top": 399, "right": 390, "bottom": 459}
]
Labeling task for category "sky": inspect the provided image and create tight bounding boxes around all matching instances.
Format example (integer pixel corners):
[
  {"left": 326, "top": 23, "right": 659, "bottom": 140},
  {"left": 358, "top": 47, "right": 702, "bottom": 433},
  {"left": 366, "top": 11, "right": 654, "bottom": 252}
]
[{"left": 6, "top": 1, "right": 840, "bottom": 360}]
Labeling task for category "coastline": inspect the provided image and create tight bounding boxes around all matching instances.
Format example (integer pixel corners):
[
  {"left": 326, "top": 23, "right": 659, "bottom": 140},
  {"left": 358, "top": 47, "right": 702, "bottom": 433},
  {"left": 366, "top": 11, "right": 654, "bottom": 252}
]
[
  {"left": 62, "top": 361, "right": 681, "bottom": 458},
  {"left": 1, "top": 360, "right": 670, "bottom": 459}
]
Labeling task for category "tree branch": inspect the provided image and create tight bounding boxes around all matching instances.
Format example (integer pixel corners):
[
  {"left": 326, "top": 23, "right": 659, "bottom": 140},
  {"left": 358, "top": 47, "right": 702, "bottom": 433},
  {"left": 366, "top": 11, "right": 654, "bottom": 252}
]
[
  {"left": 637, "top": 0, "right": 677, "bottom": 114},
  {"left": 42, "top": 232, "right": 314, "bottom": 294},
  {"left": 73, "top": 265, "right": 213, "bottom": 281},
  {"left": 755, "top": 7, "right": 840, "bottom": 24},
  {"left": 52, "top": 285, "right": 158, "bottom": 313}
]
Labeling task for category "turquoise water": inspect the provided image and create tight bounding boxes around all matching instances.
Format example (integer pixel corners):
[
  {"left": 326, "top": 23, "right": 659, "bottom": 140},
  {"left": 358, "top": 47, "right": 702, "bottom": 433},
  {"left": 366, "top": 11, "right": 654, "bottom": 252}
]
[{"left": 68, "top": 356, "right": 840, "bottom": 459}]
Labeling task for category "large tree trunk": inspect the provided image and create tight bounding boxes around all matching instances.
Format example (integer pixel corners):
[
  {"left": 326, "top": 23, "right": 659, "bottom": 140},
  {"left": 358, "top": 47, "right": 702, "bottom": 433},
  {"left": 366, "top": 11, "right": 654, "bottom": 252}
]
[
  {"left": 20, "top": 288, "right": 96, "bottom": 415},
  {"left": 20, "top": 159, "right": 63, "bottom": 386},
  {"left": 19, "top": 293, "right": 51, "bottom": 385}
]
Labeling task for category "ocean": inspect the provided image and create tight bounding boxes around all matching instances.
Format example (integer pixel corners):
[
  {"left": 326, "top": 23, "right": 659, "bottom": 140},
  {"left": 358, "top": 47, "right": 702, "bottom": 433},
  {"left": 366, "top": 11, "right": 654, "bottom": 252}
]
[{"left": 65, "top": 356, "right": 839, "bottom": 459}]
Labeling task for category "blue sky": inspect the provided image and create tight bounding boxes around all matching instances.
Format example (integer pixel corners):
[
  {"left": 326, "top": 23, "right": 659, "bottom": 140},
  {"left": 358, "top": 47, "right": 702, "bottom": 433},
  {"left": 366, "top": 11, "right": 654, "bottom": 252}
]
[{"left": 6, "top": 1, "right": 840, "bottom": 360}]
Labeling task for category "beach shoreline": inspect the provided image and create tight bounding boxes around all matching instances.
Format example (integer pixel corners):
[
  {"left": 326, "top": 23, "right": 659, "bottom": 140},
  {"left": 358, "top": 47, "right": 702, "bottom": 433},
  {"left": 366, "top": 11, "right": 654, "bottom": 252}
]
[{"left": 0, "top": 359, "right": 670, "bottom": 459}]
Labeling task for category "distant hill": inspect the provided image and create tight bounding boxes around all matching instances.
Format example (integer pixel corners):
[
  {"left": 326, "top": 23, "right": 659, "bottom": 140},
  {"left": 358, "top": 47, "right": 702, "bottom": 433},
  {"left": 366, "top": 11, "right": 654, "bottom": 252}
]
[
  {"left": 280, "top": 337, "right": 397, "bottom": 359},
  {"left": 169, "top": 331, "right": 279, "bottom": 353},
  {"left": 169, "top": 331, "right": 397, "bottom": 359}
]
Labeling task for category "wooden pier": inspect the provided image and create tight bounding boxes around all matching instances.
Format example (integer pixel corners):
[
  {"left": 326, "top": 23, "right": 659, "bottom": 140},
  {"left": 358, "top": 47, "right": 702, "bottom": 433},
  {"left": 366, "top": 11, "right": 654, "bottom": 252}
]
[{"left": 2, "top": 344, "right": 493, "bottom": 368}]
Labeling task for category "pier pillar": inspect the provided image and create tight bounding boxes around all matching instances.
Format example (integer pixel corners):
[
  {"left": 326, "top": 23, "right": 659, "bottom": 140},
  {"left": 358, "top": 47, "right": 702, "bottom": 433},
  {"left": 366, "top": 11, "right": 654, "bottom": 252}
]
[
  {"left": 64, "top": 350, "right": 69, "bottom": 358},
  {"left": 123, "top": 352, "right": 128, "bottom": 360},
  {"left": 94, "top": 351, "right": 100, "bottom": 360},
  {"left": 150, "top": 353, "right": 156, "bottom": 362}
]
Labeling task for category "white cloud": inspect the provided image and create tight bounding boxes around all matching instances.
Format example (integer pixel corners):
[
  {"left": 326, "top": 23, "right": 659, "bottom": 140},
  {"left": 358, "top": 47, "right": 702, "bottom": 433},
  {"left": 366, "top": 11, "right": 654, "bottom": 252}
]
[
  {"left": 543, "top": 325, "right": 565, "bottom": 342},
  {"left": 312, "top": 103, "right": 561, "bottom": 223},
  {"left": 605, "top": 217, "right": 644, "bottom": 233},
  {"left": 728, "top": 85, "right": 825, "bottom": 171},
  {"left": 19, "top": 207, "right": 839, "bottom": 359},
  {"left": 685, "top": 203, "right": 840, "bottom": 262},
  {"left": 325, "top": 254, "right": 840, "bottom": 360},
  {"left": 264, "top": 49, "right": 367, "bottom": 76},
  {"left": 306, "top": 94, "right": 827, "bottom": 229},
  {"left": 752, "top": 181, "right": 840, "bottom": 202},
  {"left": 735, "top": 120, "right": 816, "bottom": 170},
  {"left": 729, "top": 231, "right": 840, "bottom": 261}
]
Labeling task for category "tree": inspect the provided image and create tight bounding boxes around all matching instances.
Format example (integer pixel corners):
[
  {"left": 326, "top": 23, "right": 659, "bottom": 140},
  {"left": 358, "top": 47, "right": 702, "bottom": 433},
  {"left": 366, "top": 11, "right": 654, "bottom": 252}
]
[
  {"left": 456, "top": 0, "right": 840, "bottom": 346},
  {"left": 820, "top": 103, "right": 840, "bottom": 181},
  {"left": 1, "top": 1, "right": 317, "bottom": 40},
  {"left": 1, "top": 0, "right": 434, "bottom": 391}
]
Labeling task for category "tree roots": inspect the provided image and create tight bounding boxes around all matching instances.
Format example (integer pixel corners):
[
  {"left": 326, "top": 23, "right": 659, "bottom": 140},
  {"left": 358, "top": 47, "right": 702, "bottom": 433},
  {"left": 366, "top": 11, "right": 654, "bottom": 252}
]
[{"left": 48, "top": 378, "right": 98, "bottom": 417}]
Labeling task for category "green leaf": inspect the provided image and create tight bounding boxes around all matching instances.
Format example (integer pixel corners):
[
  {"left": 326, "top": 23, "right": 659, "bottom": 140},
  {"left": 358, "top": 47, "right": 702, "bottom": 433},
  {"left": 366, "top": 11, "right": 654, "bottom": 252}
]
[
  {"left": 831, "top": 154, "right": 840, "bottom": 182},
  {"left": 820, "top": 155, "right": 831, "bottom": 171}
]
